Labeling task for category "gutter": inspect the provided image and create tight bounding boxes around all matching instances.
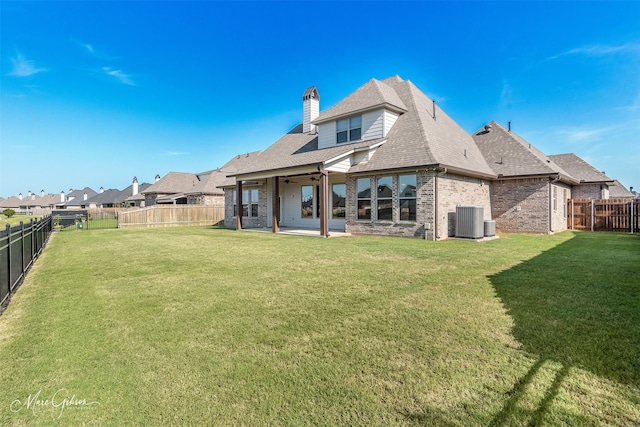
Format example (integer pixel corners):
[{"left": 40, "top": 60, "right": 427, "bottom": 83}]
[
  {"left": 433, "top": 167, "right": 447, "bottom": 240},
  {"left": 548, "top": 174, "right": 561, "bottom": 233}
]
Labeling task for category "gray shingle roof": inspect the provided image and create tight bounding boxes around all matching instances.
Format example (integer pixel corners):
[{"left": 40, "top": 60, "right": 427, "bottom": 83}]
[
  {"left": 65, "top": 187, "right": 99, "bottom": 207},
  {"left": 125, "top": 183, "right": 152, "bottom": 201},
  {"left": 233, "top": 125, "right": 385, "bottom": 177},
  {"left": 348, "top": 77, "right": 495, "bottom": 176},
  {"left": 608, "top": 180, "right": 635, "bottom": 198},
  {"left": 233, "top": 76, "right": 496, "bottom": 179},
  {"left": 472, "top": 120, "right": 575, "bottom": 181},
  {"left": 314, "top": 77, "right": 407, "bottom": 124},
  {"left": 85, "top": 189, "right": 128, "bottom": 205},
  {"left": 142, "top": 172, "right": 200, "bottom": 194},
  {"left": 187, "top": 171, "right": 226, "bottom": 195},
  {"left": 548, "top": 153, "right": 613, "bottom": 183}
]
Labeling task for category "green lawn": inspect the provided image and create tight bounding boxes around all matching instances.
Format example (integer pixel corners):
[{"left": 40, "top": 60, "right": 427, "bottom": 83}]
[
  {"left": 0, "top": 228, "right": 638, "bottom": 426},
  {"left": 2, "top": 214, "right": 43, "bottom": 228}
]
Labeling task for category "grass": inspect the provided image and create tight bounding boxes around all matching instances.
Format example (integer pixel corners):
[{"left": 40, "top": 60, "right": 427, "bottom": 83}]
[
  {"left": 0, "top": 228, "right": 638, "bottom": 426},
  {"left": 2, "top": 214, "right": 43, "bottom": 228}
]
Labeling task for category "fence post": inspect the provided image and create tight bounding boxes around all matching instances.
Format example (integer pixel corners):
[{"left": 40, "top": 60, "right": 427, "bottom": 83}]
[
  {"left": 632, "top": 199, "right": 635, "bottom": 234},
  {"left": 6, "top": 223, "right": 12, "bottom": 293},
  {"left": 591, "top": 199, "right": 595, "bottom": 232},
  {"left": 30, "top": 218, "right": 35, "bottom": 260},
  {"left": 20, "top": 221, "right": 26, "bottom": 281},
  {"left": 571, "top": 199, "right": 574, "bottom": 230}
]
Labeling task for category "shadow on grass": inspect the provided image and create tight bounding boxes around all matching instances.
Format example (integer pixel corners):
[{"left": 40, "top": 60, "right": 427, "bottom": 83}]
[{"left": 489, "top": 232, "right": 640, "bottom": 423}]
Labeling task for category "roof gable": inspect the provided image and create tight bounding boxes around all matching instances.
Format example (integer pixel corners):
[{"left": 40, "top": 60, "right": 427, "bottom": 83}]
[
  {"left": 349, "top": 78, "right": 495, "bottom": 177},
  {"left": 142, "top": 172, "right": 200, "bottom": 194},
  {"left": 548, "top": 153, "right": 612, "bottom": 183},
  {"left": 472, "top": 121, "right": 574, "bottom": 180},
  {"left": 313, "top": 78, "right": 407, "bottom": 124}
]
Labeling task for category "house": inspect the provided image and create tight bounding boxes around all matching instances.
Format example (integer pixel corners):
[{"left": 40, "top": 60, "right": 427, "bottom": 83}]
[
  {"left": 547, "top": 153, "right": 613, "bottom": 200},
  {"left": 62, "top": 187, "right": 98, "bottom": 209},
  {"left": 222, "top": 76, "right": 496, "bottom": 239},
  {"left": 124, "top": 177, "right": 152, "bottom": 207},
  {"left": 142, "top": 166, "right": 246, "bottom": 207},
  {"left": 608, "top": 180, "right": 635, "bottom": 199},
  {"left": 472, "top": 121, "right": 577, "bottom": 234},
  {"left": 142, "top": 172, "right": 201, "bottom": 205}
]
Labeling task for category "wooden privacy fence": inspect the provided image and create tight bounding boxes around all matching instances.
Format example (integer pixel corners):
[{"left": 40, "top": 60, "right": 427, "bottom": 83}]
[
  {"left": 568, "top": 198, "right": 639, "bottom": 233},
  {"left": 0, "top": 216, "right": 53, "bottom": 309},
  {"left": 118, "top": 205, "right": 224, "bottom": 229}
]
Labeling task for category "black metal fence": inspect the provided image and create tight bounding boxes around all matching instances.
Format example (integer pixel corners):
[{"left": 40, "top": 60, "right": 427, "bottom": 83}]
[{"left": 0, "top": 216, "right": 53, "bottom": 312}]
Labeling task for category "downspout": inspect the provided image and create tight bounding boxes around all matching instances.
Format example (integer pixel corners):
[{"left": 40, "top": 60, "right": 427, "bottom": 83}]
[
  {"left": 549, "top": 175, "right": 560, "bottom": 233},
  {"left": 433, "top": 167, "right": 447, "bottom": 240}
]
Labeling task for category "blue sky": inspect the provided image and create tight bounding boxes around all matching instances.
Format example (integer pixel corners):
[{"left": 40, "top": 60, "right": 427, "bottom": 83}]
[{"left": 2, "top": 1, "right": 639, "bottom": 198}]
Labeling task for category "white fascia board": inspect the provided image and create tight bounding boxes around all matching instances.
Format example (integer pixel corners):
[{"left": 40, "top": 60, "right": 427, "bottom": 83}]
[
  {"left": 234, "top": 165, "right": 321, "bottom": 181},
  {"left": 323, "top": 140, "right": 387, "bottom": 170},
  {"left": 312, "top": 104, "right": 406, "bottom": 125}
]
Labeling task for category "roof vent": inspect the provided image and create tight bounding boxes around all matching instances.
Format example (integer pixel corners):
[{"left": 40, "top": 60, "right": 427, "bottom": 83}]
[{"left": 484, "top": 124, "right": 492, "bottom": 132}]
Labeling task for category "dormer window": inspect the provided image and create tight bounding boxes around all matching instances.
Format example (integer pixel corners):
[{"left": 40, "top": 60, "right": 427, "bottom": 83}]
[{"left": 337, "top": 116, "right": 362, "bottom": 144}]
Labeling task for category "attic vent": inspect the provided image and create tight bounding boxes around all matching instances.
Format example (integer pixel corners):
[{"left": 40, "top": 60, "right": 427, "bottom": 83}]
[
  {"left": 484, "top": 124, "right": 492, "bottom": 132},
  {"left": 455, "top": 206, "right": 484, "bottom": 239}
]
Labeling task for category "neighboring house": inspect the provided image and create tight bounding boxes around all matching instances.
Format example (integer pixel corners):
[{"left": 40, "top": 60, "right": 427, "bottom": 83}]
[
  {"left": 608, "top": 180, "right": 635, "bottom": 199},
  {"left": 142, "top": 172, "right": 199, "bottom": 205},
  {"left": 472, "top": 121, "right": 577, "bottom": 233},
  {"left": 124, "top": 177, "right": 152, "bottom": 207},
  {"left": 63, "top": 187, "right": 98, "bottom": 209},
  {"left": 222, "top": 76, "right": 496, "bottom": 239},
  {"left": 0, "top": 196, "right": 21, "bottom": 210},
  {"left": 143, "top": 171, "right": 231, "bottom": 206},
  {"left": 85, "top": 188, "right": 128, "bottom": 208},
  {"left": 547, "top": 154, "right": 613, "bottom": 199}
]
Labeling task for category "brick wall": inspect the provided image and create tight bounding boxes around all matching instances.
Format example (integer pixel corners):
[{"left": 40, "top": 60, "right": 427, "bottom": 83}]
[
  {"left": 490, "top": 178, "right": 551, "bottom": 233},
  {"left": 436, "top": 173, "right": 491, "bottom": 238},
  {"left": 572, "top": 184, "right": 609, "bottom": 200},
  {"left": 346, "top": 171, "right": 434, "bottom": 238},
  {"left": 223, "top": 185, "right": 268, "bottom": 229}
]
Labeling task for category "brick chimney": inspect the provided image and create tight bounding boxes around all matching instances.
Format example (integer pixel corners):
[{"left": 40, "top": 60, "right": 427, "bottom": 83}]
[{"left": 302, "top": 86, "right": 319, "bottom": 134}]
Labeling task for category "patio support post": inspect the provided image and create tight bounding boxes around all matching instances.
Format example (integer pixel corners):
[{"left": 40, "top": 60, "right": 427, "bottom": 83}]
[
  {"left": 236, "top": 180, "right": 243, "bottom": 230},
  {"left": 272, "top": 176, "right": 280, "bottom": 233},
  {"left": 319, "top": 170, "right": 329, "bottom": 237}
]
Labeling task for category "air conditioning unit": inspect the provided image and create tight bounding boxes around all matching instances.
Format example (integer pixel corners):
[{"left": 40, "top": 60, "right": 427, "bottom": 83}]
[
  {"left": 455, "top": 206, "right": 484, "bottom": 239},
  {"left": 484, "top": 220, "right": 496, "bottom": 237}
]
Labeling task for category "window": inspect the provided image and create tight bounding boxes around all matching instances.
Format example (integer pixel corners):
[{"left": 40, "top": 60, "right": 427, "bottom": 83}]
[
  {"left": 251, "top": 189, "right": 259, "bottom": 217},
  {"left": 233, "top": 190, "right": 237, "bottom": 216},
  {"left": 337, "top": 116, "right": 362, "bottom": 144},
  {"left": 233, "top": 189, "right": 258, "bottom": 217},
  {"left": 399, "top": 174, "right": 417, "bottom": 221},
  {"left": 357, "top": 178, "right": 371, "bottom": 220},
  {"left": 301, "top": 186, "right": 313, "bottom": 218},
  {"left": 242, "top": 190, "right": 249, "bottom": 217},
  {"left": 377, "top": 176, "right": 393, "bottom": 220},
  {"left": 553, "top": 186, "right": 558, "bottom": 212},
  {"left": 332, "top": 184, "right": 346, "bottom": 218}
]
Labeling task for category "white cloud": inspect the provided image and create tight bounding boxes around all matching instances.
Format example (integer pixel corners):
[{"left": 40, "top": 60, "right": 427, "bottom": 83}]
[
  {"left": 8, "top": 53, "right": 47, "bottom": 77},
  {"left": 163, "top": 151, "right": 189, "bottom": 156},
  {"left": 102, "top": 67, "right": 134, "bottom": 86},
  {"left": 556, "top": 126, "right": 610, "bottom": 143},
  {"left": 548, "top": 42, "right": 640, "bottom": 60}
]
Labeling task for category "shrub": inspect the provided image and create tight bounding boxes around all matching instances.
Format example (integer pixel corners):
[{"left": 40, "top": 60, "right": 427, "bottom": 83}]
[{"left": 2, "top": 208, "right": 15, "bottom": 218}]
